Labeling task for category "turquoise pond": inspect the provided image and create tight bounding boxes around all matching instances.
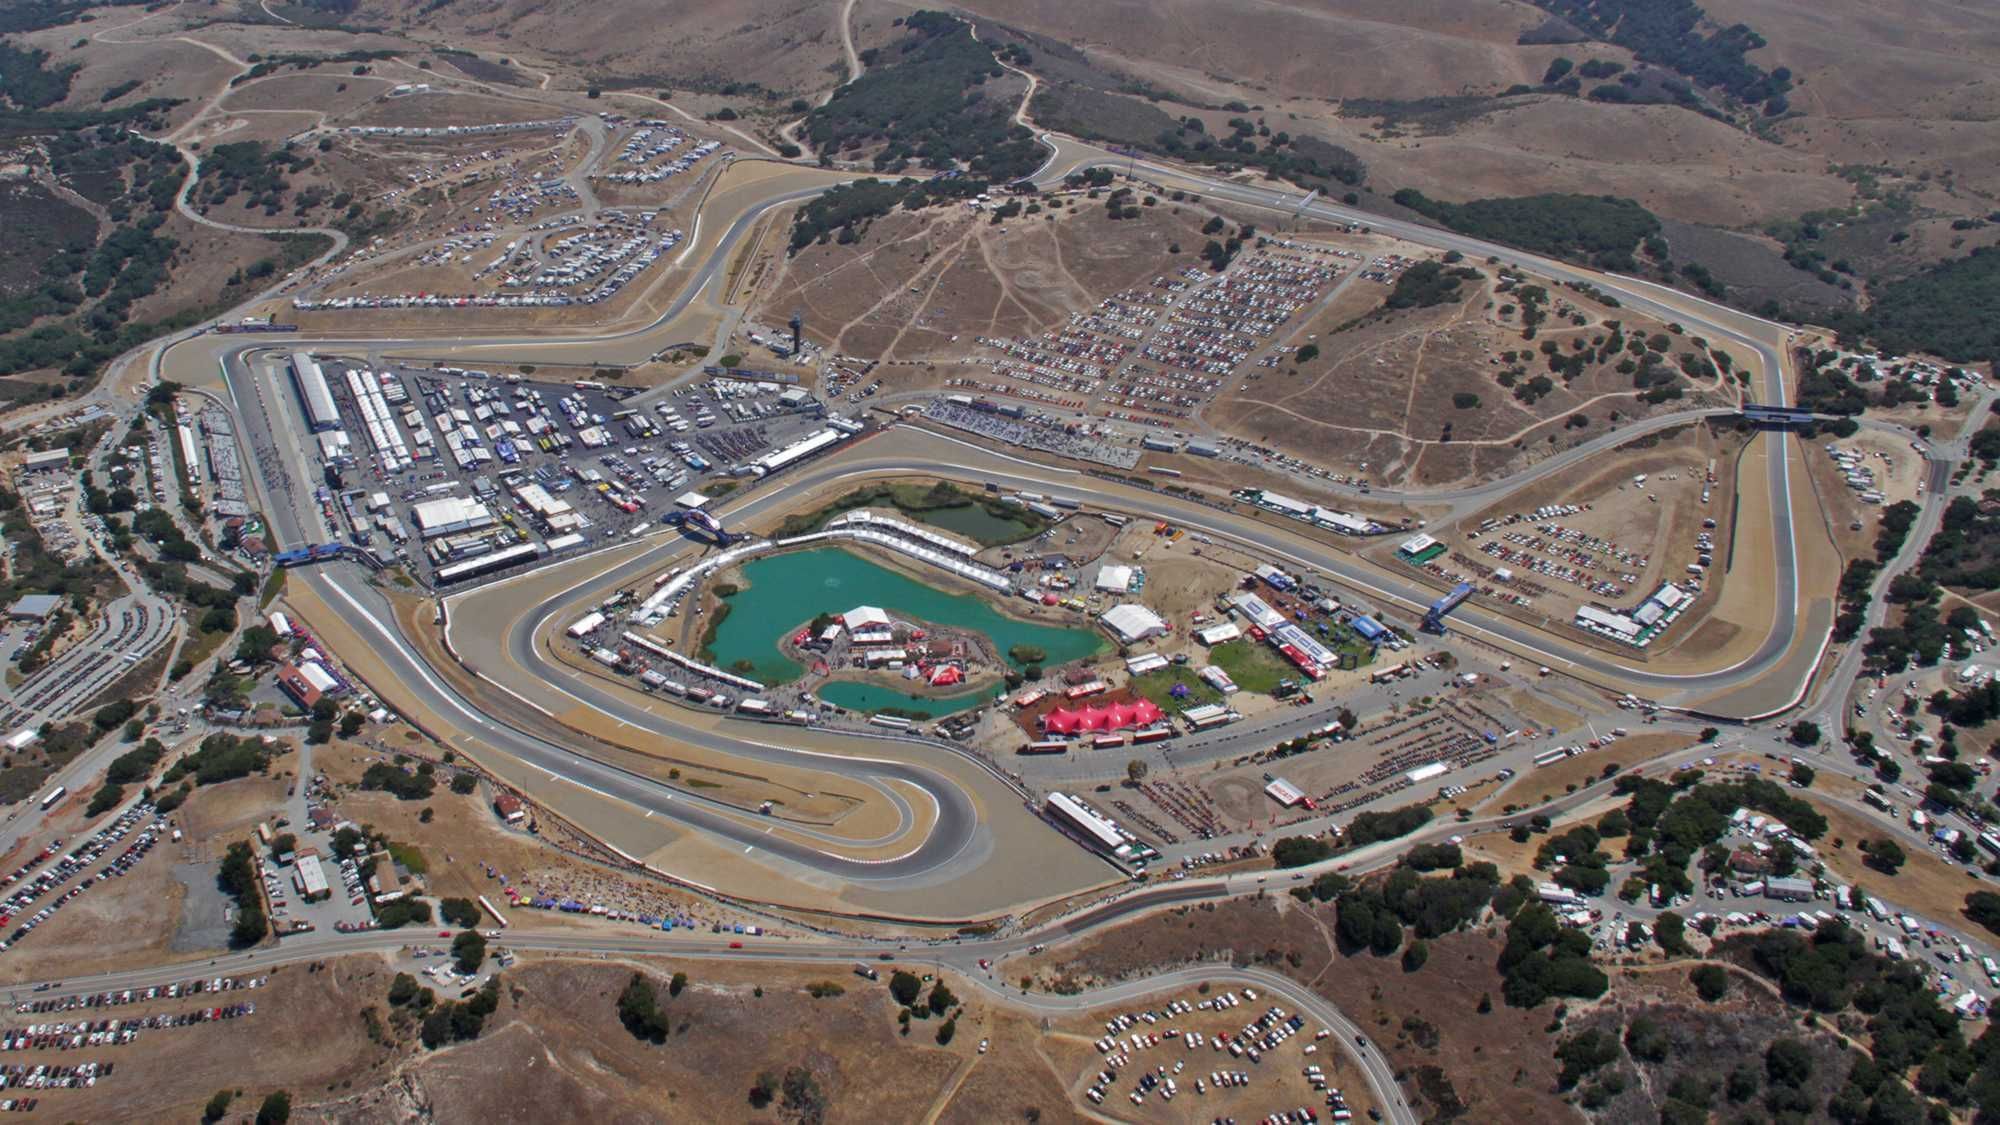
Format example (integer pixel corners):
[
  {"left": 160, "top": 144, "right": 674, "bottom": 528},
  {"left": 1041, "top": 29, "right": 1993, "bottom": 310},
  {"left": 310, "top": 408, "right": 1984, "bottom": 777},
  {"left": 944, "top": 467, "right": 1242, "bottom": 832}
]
[{"left": 703, "top": 547, "right": 1101, "bottom": 716}]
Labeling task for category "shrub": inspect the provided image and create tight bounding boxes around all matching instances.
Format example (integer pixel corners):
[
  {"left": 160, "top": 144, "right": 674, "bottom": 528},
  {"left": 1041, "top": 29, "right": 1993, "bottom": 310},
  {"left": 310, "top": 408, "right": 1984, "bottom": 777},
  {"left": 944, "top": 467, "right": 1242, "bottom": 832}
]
[
  {"left": 1271, "top": 835, "right": 1334, "bottom": 868},
  {"left": 256, "top": 1091, "right": 291, "bottom": 1125},
  {"left": 617, "top": 973, "right": 670, "bottom": 1041},
  {"left": 452, "top": 930, "right": 486, "bottom": 974}
]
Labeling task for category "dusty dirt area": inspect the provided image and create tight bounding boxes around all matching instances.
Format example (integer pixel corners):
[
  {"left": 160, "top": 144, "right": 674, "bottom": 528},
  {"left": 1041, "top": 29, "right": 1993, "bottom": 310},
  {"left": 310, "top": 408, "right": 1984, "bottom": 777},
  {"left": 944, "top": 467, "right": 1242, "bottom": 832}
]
[
  {"left": 128, "top": 216, "right": 305, "bottom": 326},
  {"left": 176, "top": 772, "right": 297, "bottom": 858},
  {"left": 757, "top": 192, "right": 1217, "bottom": 369},
  {"left": 312, "top": 959, "right": 1059, "bottom": 1123},
  {"left": 1041, "top": 981, "right": 1367, "bottom": 1123},
  {"left": 0, "top": 826, "right": 188, "bottom": 986},
  {"left": 45, "top": 946, "right": 1358, "bottom": 1125},
  {"left": 985, "top": 0, "right": 1991, "bottom": 226},
  {"left": 1803, "top": 428, "right": 1929, "bottom": 563},
  {"left": 0, "top": 957, "right": 396, "bottom": 1122},
  {"left": 310, "top": 739, "right": 758, "bottom": 934},
  {"left": 0, "top": 757, "right": 302, "bottom": 986},
  {"left": 1025, "top": 894, "right": 1569, "bottom": 1122},
  {"left": 1189, "top": 689, "right": 1530, "bottom": 835},
  {"left": 1212, "top": 264, "right": 1736, "bottom": 490},
  {"left": 1402, "top": 420, "right": 1757, "bottom": 668},
  {"left": 1497, "top": 732, "right": 1698, "bottom": 808}
]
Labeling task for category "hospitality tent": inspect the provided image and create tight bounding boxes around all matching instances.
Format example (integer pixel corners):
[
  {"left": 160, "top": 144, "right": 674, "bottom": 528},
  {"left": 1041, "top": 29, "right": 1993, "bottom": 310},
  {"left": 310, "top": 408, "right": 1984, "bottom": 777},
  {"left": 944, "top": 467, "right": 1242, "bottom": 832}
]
[{"left": 1040, "top": 698, "right": 1165, "bottom": 734}]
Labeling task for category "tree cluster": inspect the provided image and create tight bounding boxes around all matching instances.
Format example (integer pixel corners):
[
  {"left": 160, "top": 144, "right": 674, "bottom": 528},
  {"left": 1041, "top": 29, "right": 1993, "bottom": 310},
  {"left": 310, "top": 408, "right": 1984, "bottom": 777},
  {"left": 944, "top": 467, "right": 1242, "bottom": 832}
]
[
  {"left": 788, "top": 176, "right": 989, "bottom": 253},
  {"left": 217, "top": 842, "right": 266, "bottom": 947},
  {"left": 1383, "top": 260, "right": 1482, "bottom": 310},
  {"left": 616, "top": 972, "right": 673, "bottom": 1042},
  {"left": 1393, "top": 190, "right": 1661, "bottom": 271},
  {"left": 1519, "top": 0, "right": 1790, "bottom": 108},
  {"left": 419, "top": 978, "right": 499, "bottom": 1049},
  {"left": 801, "top": 12, "right": 1042, "bottom": 182},
  {"left": 359, "top": 761, "right": 435, "bottom": 800},
  {"left": 1499, "top": 902, "right": 1607, "bottom": 1007},
  {"left": 163, "top": 733, "right": 275, "bottom": 787}
]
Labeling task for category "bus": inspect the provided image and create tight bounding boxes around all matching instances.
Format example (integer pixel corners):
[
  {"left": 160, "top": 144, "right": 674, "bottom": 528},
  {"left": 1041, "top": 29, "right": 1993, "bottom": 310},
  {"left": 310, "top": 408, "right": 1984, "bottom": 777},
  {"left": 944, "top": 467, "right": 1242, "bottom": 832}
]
[
  {"left": 1020, "top": 740, "right": 1069, "bottom": 755},
  {"left": 38, "top": 786, "right": 64, "bottom": 811}
]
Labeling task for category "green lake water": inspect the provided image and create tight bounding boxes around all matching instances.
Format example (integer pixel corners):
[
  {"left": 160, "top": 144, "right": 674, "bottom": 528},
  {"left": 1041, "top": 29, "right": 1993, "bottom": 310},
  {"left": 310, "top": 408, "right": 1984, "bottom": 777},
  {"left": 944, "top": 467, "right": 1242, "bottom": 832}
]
[
  {"left": 905, "top": 502, "right": 1035, "bottom": 546},
  {"left": 706, "top": 546, "right": 1101, "bottom": 716}
]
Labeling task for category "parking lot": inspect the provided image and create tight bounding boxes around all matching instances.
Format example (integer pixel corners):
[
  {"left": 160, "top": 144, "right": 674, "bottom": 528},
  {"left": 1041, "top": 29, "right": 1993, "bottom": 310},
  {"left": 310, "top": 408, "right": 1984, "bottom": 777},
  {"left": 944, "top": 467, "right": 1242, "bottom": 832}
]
[
  {"left": 297, "top": 361, "right": 835, "bottom": 587},
  {"left": 966, "top": 239, "right": 1350, "bottom": 427},
  {"left": 1079, "top": 986, "right": 1361, "bottom": 1121},
  {"left": 0, "top": 804, "right": 167, "bottom": 958},
  {"left": 294, "top": 208, "right": 684, "bottom": 312}
]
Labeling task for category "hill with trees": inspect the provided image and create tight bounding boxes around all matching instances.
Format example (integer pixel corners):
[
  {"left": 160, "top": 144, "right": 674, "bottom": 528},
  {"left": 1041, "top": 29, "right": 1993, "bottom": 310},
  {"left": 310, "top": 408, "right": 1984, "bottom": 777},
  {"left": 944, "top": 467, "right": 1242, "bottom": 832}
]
[{"left": 1391, "top": 191, "right": 1661, "bottom": 271}]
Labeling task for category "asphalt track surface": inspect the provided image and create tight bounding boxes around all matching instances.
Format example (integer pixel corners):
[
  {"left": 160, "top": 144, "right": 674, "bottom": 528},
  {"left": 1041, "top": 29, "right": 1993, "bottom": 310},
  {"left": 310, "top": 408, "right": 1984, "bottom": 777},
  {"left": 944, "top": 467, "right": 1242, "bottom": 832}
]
[
  {"left": 0, "top": 56, "right": 1843, "bottom": 1125},
  {"left": 489, "top": 544, "right": 994, "bottom": 881},
  {"left": 308, "top": 567, "right": 986, "bottom": 884},
  {"left": 235, "top": 389, "right": 995, "bottom": 884},
  {"left": 1057, "top": 149, "right": 1802, "bottom": 697},
  {"left": 621, "top": 438, "right": 1790, "bottom": 697},
  {"left": 188, "top": 135, "right": 1820, "bottom": 888}
]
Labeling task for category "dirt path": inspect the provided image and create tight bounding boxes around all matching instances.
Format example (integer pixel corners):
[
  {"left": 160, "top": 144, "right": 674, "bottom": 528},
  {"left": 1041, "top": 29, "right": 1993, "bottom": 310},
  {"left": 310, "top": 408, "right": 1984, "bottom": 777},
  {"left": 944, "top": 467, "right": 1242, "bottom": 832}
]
[
  {"left": 883, "top": 223, "right": 984, "bottom": 357},
  {"left": 84, "top": 11, "right": 352, "bottom": 275},
  {"left": 821, "top": 217, "right": 962, "bottom": 352},
  {"left": 838, "top": 0, "right": 863, "bottom": 82},
  {"left": 1042, "top": 219, "right": 1089, "bottom": 303},
  {"left": 919, "top": 1055, "right": 982, "bottom": 1125}
]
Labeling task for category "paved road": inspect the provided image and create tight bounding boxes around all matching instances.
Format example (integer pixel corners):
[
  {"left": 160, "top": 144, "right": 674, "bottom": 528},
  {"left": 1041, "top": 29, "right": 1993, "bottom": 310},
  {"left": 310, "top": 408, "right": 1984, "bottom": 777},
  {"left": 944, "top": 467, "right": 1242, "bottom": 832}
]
[
  {"left": 219, "top": 344, "right": 1005, "bottom": 886},
  {"left": 190, "top": 182, "right": 1820, "bottom": 895},
  {"left": 677, "top": 433, "right": 1794, "bottom": 703},
  {"left": 0, "top": 102, "right": 1864, "bottom": 1111},
  {"left": 0, "top": 592, "right": 174, "bottom": 730},
  {"left": 0, "top": 904, "right": 1419, "bottom": 1122},
  {"left": 149, "top": 141, "right": 1806, "bottom": 714},
  {"left": 0, "top": 120, "right": 1830, "bottom": 914},
  {"left": 169, "top": 131, "right": 1828, "bottom": 899}
]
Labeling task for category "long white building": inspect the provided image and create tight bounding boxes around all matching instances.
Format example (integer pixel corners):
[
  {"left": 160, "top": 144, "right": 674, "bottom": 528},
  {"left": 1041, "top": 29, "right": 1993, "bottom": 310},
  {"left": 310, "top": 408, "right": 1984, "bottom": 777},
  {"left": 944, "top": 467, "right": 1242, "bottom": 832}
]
[{"left": 290, "top": 353, "right": 340, "bottom": 433}]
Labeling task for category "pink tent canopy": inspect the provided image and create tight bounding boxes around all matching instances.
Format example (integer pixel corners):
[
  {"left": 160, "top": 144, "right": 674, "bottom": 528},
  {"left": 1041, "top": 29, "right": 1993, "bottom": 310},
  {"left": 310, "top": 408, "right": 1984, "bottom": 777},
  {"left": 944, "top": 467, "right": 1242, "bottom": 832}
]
[{"left": 1040, "top": 698, "right": 1164, "bottom": 734}]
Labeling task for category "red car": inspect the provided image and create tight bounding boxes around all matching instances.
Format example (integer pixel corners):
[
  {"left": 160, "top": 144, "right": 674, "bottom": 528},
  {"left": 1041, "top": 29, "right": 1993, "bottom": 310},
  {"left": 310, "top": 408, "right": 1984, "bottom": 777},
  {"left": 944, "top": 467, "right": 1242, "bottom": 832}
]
[
  {"left": 439, "top": 931, "right": 451, "bottom": 938},
  {"left": 728, "top": 941, "right": 743, "bottom": 949}
]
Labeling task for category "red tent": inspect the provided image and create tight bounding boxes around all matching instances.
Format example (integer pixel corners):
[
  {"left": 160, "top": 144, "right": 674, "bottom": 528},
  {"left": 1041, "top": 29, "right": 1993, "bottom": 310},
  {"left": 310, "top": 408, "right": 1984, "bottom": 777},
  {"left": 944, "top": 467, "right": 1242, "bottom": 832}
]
[{"left": 1040, "top": 698, "right": 1164, "bottom": 734}]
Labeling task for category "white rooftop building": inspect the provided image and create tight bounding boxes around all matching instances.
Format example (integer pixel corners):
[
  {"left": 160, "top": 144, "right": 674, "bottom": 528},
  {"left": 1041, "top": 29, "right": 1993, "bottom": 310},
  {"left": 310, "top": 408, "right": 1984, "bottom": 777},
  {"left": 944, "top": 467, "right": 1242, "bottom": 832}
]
[
  {"left": 1100, "top": 603, "right": 1168, "bottom": 644},
  {"left": 410, "top": 495, "right": 493, "bottom": 538},
  {"left": 842, "top": 605, "right": 893, "bottom": 636},
  {"left": 1095, "top": 564, "right": 1135, "bottom": 593}
]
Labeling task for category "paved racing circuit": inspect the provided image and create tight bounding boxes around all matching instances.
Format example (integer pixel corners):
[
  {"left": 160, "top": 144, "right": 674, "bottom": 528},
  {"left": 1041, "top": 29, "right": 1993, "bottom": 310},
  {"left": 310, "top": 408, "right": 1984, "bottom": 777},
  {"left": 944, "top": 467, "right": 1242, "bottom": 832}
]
[{"left": 169, "top": 137, "right": 1821, "bottom": 896}]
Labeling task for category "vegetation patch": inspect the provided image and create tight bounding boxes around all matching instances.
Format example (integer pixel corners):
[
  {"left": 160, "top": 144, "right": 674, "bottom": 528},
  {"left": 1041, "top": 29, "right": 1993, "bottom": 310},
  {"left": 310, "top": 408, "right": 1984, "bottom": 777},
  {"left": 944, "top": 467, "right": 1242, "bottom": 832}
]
[
  {"left": 1822, "top": 247, "right": 2000, "bottom": 364},
  {"left": 1338, "top": 95, "right": 1517, "bottom": 136},
  {"left": 771, "top": 480, "right": 1044, "bottom": 545},
  {"left": 1392, "top": 190, "right": 1661, "bottom": 271},
  {"left": 1518, "top": 0, "right": 1791, "bottom": 112},
  {"left": 788, "top": 176, "right": 990, "bottom": 252},
  {"left": 802, "top": 11, "right": 1043, "bottom": 181}
]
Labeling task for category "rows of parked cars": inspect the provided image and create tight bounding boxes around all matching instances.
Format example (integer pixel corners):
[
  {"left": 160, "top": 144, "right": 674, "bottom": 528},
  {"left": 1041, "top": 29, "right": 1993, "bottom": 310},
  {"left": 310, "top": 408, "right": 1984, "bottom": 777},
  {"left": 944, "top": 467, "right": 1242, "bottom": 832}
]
[
  {"left": 0, "top": 807, "right": 164, "bottom": 954},
  {"left": 0, "top": 1060, "right": 107, "bottom": 1090},
  {"left": 0, "top": 1001, "right": 252, "bottom": 1051},
  {"left": 16, "top": 976, "right": 264, "bottom": 1016},
  {"left": 1084, "top": 988, "right": 1361, "bottom": 1119}
]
